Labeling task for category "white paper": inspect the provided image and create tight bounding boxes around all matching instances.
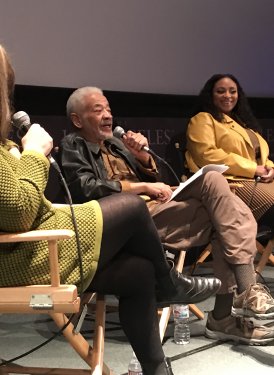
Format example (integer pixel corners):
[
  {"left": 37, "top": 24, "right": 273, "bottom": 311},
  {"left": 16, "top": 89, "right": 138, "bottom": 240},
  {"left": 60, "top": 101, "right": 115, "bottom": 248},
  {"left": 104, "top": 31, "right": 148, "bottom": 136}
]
[{"left": 167, "top": 164, "right": 229, "bottom": 202}]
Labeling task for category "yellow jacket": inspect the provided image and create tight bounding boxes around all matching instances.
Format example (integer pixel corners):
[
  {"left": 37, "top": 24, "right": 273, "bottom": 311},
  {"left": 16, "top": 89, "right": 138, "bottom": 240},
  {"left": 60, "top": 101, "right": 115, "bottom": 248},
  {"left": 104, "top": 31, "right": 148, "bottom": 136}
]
[{"left": 185, "top": 112, "right": 274, "bottom": 180}]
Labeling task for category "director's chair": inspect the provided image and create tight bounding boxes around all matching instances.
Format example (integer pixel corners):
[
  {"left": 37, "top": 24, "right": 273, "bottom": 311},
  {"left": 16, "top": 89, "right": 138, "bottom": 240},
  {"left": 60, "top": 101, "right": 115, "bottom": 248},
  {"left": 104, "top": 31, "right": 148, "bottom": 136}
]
[{"left": 0, "top": 229, "right": 114, "bottom": 375}]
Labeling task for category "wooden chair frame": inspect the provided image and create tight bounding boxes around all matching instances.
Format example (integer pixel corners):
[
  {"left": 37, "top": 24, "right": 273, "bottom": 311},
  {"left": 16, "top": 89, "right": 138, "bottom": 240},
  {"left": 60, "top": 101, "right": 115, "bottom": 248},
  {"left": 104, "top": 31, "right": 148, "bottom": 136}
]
[
  {"left": 158, "top": 250, "right": 204, "bottom": 342},
  {"left": 254, "top": 238, "right": 274, "bottom": 277},
  {"left": 190, "top": 238, "right": 274, "bottom": 280},
  {"left": 0, "top": 229, "right": 114, "bottom": 375}
]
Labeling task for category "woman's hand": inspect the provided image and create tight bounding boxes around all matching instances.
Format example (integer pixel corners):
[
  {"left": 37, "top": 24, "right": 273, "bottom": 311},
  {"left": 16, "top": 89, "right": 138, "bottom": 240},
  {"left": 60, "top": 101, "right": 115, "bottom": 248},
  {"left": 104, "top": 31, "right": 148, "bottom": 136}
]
[
  {"left": 260, "top": 167, "right": 274, "bottom": 183},
  {"left": 21, "top": 124, "right": 53, "bottom": 156},
  {"left": 255, "top": 165, "right": 268, "bottom": 177}
]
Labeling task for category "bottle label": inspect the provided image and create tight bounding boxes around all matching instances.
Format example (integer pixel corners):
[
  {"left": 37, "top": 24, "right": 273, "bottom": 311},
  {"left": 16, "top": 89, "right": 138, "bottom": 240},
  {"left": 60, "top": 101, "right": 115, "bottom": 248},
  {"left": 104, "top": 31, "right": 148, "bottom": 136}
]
[{"left": 173, "top": 304, "right": 189, "bottom": 319}]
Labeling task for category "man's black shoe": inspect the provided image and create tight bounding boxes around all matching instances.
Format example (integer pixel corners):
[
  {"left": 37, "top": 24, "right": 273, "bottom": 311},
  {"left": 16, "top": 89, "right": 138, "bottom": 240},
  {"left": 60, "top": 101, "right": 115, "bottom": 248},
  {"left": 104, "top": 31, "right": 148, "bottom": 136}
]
[{"left": 156, "top": 267, "right": 221, "bottom": 307}]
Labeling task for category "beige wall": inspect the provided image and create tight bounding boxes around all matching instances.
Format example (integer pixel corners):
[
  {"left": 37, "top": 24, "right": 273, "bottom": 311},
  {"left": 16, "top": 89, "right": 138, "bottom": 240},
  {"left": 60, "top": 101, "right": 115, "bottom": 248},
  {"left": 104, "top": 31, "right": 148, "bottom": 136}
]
[{"left": 0, "top": 0, "right": 274, "bottom": 96}]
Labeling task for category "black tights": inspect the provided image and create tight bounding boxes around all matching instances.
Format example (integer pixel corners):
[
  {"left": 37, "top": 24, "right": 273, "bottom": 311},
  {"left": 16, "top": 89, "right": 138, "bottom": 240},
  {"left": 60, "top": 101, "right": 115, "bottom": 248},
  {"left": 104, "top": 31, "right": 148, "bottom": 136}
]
[{"left": 88, "top": 193, "right": 169, "bottom": 364}]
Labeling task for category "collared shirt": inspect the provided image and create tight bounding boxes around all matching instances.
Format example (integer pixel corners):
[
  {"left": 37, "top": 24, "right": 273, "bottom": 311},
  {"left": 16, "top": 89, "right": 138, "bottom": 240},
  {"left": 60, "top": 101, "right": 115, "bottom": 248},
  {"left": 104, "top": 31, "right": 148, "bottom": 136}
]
[{"left": 100, "top": 142, "right": 139, "bottom": 182}]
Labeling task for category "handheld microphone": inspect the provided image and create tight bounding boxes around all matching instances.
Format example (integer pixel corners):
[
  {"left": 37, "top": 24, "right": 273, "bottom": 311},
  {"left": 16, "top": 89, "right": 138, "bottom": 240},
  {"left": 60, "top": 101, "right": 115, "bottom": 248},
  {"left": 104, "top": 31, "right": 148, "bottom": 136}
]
[
  {"left": 113, "top": 125, "right": 181, "bottom": 185},
  {"left": 113, "top": 126, "right": 151, "bottom": 154},
  {"left": 12, "top": 111, "right": 31, "bottom": 138},
  {"left": 12, "top": 110, "right": 60, "bottom": 172}
]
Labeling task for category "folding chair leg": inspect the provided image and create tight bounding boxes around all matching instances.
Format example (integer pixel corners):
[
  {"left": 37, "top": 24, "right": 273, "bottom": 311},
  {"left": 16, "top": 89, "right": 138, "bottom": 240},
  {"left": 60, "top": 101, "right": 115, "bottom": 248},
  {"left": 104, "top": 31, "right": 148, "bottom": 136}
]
[
  {"left": 0, "top": 365, "right": 90, "bottom": 374},
  {"left": 158, "top": 250, "right": 205, "bottom": 342},
  {"left": 50, "top": 312, "right": 94, "bottom": 366},
  {"left": 0, "top": 297, "right": 113, "bottom": 375},
  {"left": 175, "top": 252, "right": 204, "bottom": 320},
  {"left": 189, "top": 304, "right": 204, "bottom": 320},
  {"left": 256, "top": 239, "right": 274, "bottom": 279},
  {"left": 189, "top": 245, "right": 212, "bottom": 275},
  {"left": 158, "top": 306, "right": 172, "bottom": 342},
  {"left": 91, "top": 294, "right": 111, "bottom": 375},
  {"left": 50, "top": 305, "right": 114, "bottom": 375}
]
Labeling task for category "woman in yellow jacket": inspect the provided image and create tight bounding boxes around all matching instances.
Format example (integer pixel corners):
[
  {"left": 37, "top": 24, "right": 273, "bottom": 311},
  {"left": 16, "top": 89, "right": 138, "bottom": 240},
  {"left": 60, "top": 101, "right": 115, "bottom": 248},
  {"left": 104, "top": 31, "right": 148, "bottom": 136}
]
[
  {"left": 186, "top": 73, "right": 274, "bottom": 226},
  {"left": 0, "top": 44, "right": 221, "bottom": 375}
]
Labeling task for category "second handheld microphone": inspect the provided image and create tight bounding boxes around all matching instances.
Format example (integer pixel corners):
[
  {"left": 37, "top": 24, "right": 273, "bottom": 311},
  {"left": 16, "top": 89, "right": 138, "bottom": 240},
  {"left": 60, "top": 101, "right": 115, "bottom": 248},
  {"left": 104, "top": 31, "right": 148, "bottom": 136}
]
[{"left": 12, "top": 110, "right": 60, "bottom": 171}]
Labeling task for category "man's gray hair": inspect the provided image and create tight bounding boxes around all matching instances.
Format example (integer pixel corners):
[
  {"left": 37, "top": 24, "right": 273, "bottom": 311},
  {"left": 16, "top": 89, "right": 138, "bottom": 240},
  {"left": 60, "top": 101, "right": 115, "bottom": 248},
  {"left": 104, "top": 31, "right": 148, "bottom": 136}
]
[{"left": 66, "top": 86, "right": 103, "bottom": 117}]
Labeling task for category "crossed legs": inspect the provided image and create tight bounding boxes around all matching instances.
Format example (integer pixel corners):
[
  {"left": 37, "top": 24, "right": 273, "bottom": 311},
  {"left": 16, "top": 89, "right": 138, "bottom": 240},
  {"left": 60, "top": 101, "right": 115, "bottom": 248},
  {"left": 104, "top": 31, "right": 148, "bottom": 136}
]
[{"left": 89, "top": 193, "right": 166, "bottom": 365}]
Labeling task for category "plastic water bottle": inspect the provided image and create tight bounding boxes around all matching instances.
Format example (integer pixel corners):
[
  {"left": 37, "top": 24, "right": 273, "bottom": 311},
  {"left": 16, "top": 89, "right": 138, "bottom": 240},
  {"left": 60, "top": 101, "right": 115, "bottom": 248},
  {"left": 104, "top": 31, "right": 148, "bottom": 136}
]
[
  {"left": 128, "top": 351, "right": 143, "bottom": 375},
  {"left": 172, "top": 304, "right": 190, "bottom": 344}
]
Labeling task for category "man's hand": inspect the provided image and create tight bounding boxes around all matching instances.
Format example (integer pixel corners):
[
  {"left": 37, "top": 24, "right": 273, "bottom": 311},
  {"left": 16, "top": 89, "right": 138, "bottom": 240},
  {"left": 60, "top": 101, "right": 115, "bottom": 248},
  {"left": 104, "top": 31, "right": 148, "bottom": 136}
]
[
  {"left": 128, "top": 181, "right": 173, "bottom": 202},
  {"left": 143, "top": 182, "right": 173, "bottom": 202},
  {"left": 122, "top": 130, "right": 150, "bottom": 165}
]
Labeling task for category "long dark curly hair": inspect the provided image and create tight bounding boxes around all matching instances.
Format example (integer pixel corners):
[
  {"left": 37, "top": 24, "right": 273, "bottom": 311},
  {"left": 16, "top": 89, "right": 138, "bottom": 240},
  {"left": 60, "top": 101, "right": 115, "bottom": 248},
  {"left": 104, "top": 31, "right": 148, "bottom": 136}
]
[{"left": 193, "top": 74, "right": 260, "bottom": 131}]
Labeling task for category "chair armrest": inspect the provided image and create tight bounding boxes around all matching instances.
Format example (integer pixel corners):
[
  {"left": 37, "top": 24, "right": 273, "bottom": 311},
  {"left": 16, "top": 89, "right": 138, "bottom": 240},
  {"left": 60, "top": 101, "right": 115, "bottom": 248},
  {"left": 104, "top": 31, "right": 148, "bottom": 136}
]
[
  {"left": 0, "top": 229, "right": 74, "bottom": 243},
  {"left": 0, "top": 229, "right": 75, "bottom": 287}
]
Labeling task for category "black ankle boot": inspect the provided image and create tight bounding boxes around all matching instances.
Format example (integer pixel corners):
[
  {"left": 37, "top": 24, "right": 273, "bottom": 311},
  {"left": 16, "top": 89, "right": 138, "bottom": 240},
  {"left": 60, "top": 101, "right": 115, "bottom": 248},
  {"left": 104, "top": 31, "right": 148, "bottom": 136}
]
[
  {"left": 142, "top": 357, "right": 174, "bottom": 375},
  {"left": 156, "top": 266, "right": 221, "bottom": 307}
]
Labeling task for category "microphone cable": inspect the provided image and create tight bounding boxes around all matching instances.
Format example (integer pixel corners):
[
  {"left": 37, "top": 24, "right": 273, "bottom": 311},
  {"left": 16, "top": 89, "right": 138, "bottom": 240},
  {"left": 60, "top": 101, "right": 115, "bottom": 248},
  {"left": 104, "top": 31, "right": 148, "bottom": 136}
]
[
  {"left": 246, "top": 176, "right": 272, "bottom": 234},
  {"left": 246, "top": 175, "right": 271, "bottom": 237},
  {"left": 52, "top": 162, "right": 85, "bottom": 297},
  {"left": 247, "top": 176, "right": 261, "bottom": 207},
  {"left": 0, "top": 313, "right": 76, "bottom": 366},
  {"left": 151, "top": 150, "right": 181, "bottom": 186},
  {"left": 240, "top": 176, "right": 272, "bottom": 242}
]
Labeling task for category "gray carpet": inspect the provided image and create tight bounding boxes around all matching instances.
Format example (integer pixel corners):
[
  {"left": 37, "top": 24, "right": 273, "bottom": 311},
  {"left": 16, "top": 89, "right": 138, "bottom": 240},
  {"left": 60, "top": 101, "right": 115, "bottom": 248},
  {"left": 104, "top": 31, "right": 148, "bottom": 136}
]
[{"left": 1, "top": 263, "right": 274, "bottom": 375}]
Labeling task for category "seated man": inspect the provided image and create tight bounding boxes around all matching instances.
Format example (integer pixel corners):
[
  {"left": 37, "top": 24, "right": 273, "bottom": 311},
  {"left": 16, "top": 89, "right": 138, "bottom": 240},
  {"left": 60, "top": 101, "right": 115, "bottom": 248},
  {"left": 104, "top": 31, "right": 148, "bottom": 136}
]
[{"left": 58, "top": 86, "right": 274, "bottom": 345}]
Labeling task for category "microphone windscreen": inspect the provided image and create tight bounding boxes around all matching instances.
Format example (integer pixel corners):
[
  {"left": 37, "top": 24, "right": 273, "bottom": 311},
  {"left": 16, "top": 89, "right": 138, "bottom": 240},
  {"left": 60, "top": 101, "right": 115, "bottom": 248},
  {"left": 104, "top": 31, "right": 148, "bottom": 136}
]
[
  {"left": 12, "top": 111, "right": 31, "bottom": 128},
  {"left": 12, "top": 111, "right": 31, "bottom": 138},
  {"left": 113, "top": 126, "right": 126, "bottom": 139}
]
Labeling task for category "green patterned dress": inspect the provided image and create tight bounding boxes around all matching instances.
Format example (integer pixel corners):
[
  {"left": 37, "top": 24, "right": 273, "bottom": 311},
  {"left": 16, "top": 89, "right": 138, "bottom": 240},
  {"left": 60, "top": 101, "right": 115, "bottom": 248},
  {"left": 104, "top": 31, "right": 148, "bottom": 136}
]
[{"left": 0, "top": 142, "right": 103, "bottom": 291}]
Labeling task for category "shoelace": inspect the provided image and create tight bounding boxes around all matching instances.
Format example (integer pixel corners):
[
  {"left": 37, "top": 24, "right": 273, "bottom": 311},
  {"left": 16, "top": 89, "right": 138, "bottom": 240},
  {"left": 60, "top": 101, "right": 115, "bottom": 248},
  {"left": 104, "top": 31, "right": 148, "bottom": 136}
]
[
  {"left": 243, "top": 283, "right": 274, "bottom": 313},
  {"left": 253, "top": 283, "right": 273, "bottom": 301}
]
